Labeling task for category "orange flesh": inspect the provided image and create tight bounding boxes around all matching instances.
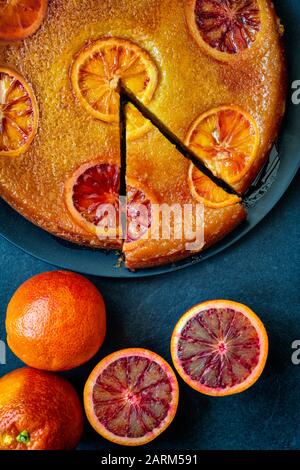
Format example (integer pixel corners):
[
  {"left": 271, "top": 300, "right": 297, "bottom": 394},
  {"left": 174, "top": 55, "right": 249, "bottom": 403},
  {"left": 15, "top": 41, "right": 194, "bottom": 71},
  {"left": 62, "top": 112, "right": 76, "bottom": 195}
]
[
  {"left": 0, "top": 0, "right": 47, "bottom": 41},
  {"left": 74, "top": 46, "right": 121, "bottom": 120},
  {"left": 194, "top": 0, "right": 261, "bottom": 54},
  {"left": 125, "top": 104, "right": 151, "bottom": 141},
  {"left": 0, "top": 70, "right": 36, "bottom": 155},
  {"left": 92, "top": 355, "right": 174, "bottom": 438},
  {"left": 67, "top": 167, "right": 159, "bottom": 242},
  {"left": 177, "top": 307, "right": 261, "bottom": 390},
  {"left": 72, "top": 163, "right": 120, "bottom": 227},
  {"left": 126, "top": 185, "right": 153, "bottom": 242},
  {"left": 189, "top": 164, "right": 240, "bottom": 208},
  {"left": 71, "top": 38, "right": 158, "bottom": 126},
  {"left": 187, "top": 107, "right": 258, "bottom": 184}
]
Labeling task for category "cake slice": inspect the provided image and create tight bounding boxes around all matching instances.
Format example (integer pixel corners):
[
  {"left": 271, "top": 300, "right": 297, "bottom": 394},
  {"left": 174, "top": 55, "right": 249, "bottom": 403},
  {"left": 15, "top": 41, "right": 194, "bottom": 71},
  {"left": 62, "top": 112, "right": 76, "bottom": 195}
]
[
  {"left": 118, "top": 0, "right": 286, "bottom": 194},
  {"left": 123, "top": 106, "right": 246, "bottom": 269}
]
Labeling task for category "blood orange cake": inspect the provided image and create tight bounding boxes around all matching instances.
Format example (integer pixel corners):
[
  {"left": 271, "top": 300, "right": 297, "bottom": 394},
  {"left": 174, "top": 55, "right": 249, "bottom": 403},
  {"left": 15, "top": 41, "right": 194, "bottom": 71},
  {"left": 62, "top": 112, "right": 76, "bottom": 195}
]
[{"left": 0, "top": 0, "right": 286, "bottom": 269}]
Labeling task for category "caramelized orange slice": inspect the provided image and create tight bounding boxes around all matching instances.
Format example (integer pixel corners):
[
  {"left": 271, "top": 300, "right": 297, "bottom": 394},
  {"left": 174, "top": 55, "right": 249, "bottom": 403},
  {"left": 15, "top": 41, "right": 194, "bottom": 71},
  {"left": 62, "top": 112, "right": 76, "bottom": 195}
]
[
  {"left": 0, "top": 0, "right": 48, "bottom": 42},
  {"left": 185, "top": 106, "right": 259, "bottom": 185},
  {"left": 70, "top": 37, "right": 158, "bottom": 139},
  {"left": 0, "top": 67, "right": 38, "bottom": 157},
  {"left": 125, "top": 178, "right": 158, "bottom": 246},
  {"left": 126, "top": 104, "right": 152, "bottom": 142},
  {"left": 185, "top": 0, "right": 262, "bottom": 60},
  {"left": 188, "top": 163, "right": 241, "bottom": 208},
  {"left": 64, "top": 160, "right": 120, "bottom": 240}
]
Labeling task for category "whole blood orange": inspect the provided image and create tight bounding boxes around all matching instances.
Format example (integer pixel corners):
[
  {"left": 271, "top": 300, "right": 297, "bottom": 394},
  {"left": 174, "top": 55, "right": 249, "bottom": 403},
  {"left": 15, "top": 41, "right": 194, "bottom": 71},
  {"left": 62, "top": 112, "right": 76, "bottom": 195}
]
[
  {"left": 0, "top": 367, "right": 83, "bottom": 450},
  {"left": 0, "top": 67, "right": 39, "bottom": 157},
  {"left": 84, "top": 348, "right": 179, "bottom": 446},
  {"left": 171, "top": 300, "right": 268, "bottom": 396},
  {"left": 6, "top": 270, "right": 106, "bottom": 371},
  {"left": 0, "top": 0, "right": 48, "bottom": 42}
]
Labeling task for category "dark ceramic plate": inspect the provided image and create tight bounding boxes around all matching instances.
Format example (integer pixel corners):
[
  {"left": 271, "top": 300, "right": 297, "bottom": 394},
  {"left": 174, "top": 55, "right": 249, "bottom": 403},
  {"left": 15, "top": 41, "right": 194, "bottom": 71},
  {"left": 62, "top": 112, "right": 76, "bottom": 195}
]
[{"left": 0, "top": 0, "right": 299, "bottom": 278}]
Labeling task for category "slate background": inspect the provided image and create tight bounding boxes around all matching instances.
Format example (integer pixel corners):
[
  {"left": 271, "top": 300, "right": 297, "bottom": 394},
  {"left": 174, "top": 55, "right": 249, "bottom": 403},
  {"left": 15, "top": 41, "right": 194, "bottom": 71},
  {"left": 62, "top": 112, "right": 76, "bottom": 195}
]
[{"left": 0, "top": 169, "right": 299, "bottom": 451}]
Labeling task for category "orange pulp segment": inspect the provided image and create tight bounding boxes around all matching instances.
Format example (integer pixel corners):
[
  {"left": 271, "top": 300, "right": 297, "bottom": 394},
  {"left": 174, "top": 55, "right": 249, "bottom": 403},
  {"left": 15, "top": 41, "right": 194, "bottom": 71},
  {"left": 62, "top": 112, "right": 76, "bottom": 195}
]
[
  {"left": 185, "top": 105, "right": 259, "bottom": 185},
  {"left": 0, "top": 67, "right": 38, "bottom": 157},
  {"left": 0, "top": 0, "right": 48, "bottom": 42},
  {"left": 64, "top": 160, "right": 120, "bottom": 240},
  {"left": 188, "top": 163, "right": 241, "bottom": 208},
  {"left": 84, "top": 348, "right": 179, "bottom": 446},
  {"left": 171, "top": 299, "right": 268, "bottom": 396},
  {"left": 70, "top": 37, "right": 158, "bottom": 140}
]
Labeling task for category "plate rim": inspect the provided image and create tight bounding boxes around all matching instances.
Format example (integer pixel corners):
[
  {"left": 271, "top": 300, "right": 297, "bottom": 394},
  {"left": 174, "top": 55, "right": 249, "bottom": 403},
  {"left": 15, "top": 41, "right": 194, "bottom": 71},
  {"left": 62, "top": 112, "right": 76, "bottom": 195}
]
[{"left": 0, "top": 153, "right": 299, "bottom": 278}]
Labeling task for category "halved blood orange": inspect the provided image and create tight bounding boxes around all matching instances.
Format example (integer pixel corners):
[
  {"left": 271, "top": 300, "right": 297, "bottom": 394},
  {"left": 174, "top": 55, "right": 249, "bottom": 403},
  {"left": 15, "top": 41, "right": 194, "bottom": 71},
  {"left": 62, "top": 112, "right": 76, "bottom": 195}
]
[
  {"left": 84, "top": 348, "right": 179, "bottom": 446},
  {"left": 185, "top": 106, "right": 259, "bottom": 185},
  {"left": 125, "top": 178, "right": 158, "bottom": 245},
  {"left": 70, "top": 37, "right": 158, "bottom": 140},
  {"left": 171, "top": 300, "right": 268, "bottom": 397},
  {"left": 185, "top": 0, "right": 262, "bottom": 60},
  {"left": 0, "top": 67, "right": 38, "bottom": 157},
  {"left": 188, "top": 163, "right": 241, "bottom": 208},
  {"left": 64, "top": 160, "right": 120, "bottom": 239},
  {"left": 0, "top": 0, "right": 48, "bottom": 42}
]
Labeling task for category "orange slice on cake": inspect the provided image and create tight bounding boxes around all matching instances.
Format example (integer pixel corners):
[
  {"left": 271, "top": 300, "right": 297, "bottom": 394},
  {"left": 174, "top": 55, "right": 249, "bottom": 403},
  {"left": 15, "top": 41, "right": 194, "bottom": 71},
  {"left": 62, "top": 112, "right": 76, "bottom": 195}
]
[
  {"left": 125, "top": 104, "right": 152, "bottom": 142},
  {"left": 171, "top": 300, "right": 268, "bottom": 396},
  {"left": 70, "top": 37, "right": 158, "bottom": 139},
  {"left": 0, "top": 0, "right": 48, "bottom": 42},
  {"left": 0, "top": 67, "right": 38, "bottom": 157},
  {"left": 64, "top": 160, "right": 120, "bottom": 240},
  {"left": 188, "top": 163, "right": 241, "bottom": 208},
  {"left": 185, "top": 0, "right": 263, "bottom": 60},
  {"left": 84, "top": 348, "right": 179, "bottom": 446},
  {"left": 185, "top": 105, "right": 259, "bottom": 185},
  {"left": 125, "top": 178, "right": 158, "bottom": 247}
]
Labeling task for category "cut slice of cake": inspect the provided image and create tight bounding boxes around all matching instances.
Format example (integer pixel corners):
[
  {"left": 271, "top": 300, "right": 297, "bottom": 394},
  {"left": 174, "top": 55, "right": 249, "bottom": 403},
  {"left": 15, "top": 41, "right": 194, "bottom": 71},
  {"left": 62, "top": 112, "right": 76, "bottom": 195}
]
[
  {"left": 123, "top": 105, "right": 246, "bottom": 269},
  {"left": 119, "top": 0, "right": 286, "bottom": 193}
]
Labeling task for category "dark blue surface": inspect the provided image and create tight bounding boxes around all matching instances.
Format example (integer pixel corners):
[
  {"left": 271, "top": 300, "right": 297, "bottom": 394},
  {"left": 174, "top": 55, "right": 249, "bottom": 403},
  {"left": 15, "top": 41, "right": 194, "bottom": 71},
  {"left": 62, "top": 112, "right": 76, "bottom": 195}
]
[{"left": 0, "top": 170, "right": 299, "bottom": 450}]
